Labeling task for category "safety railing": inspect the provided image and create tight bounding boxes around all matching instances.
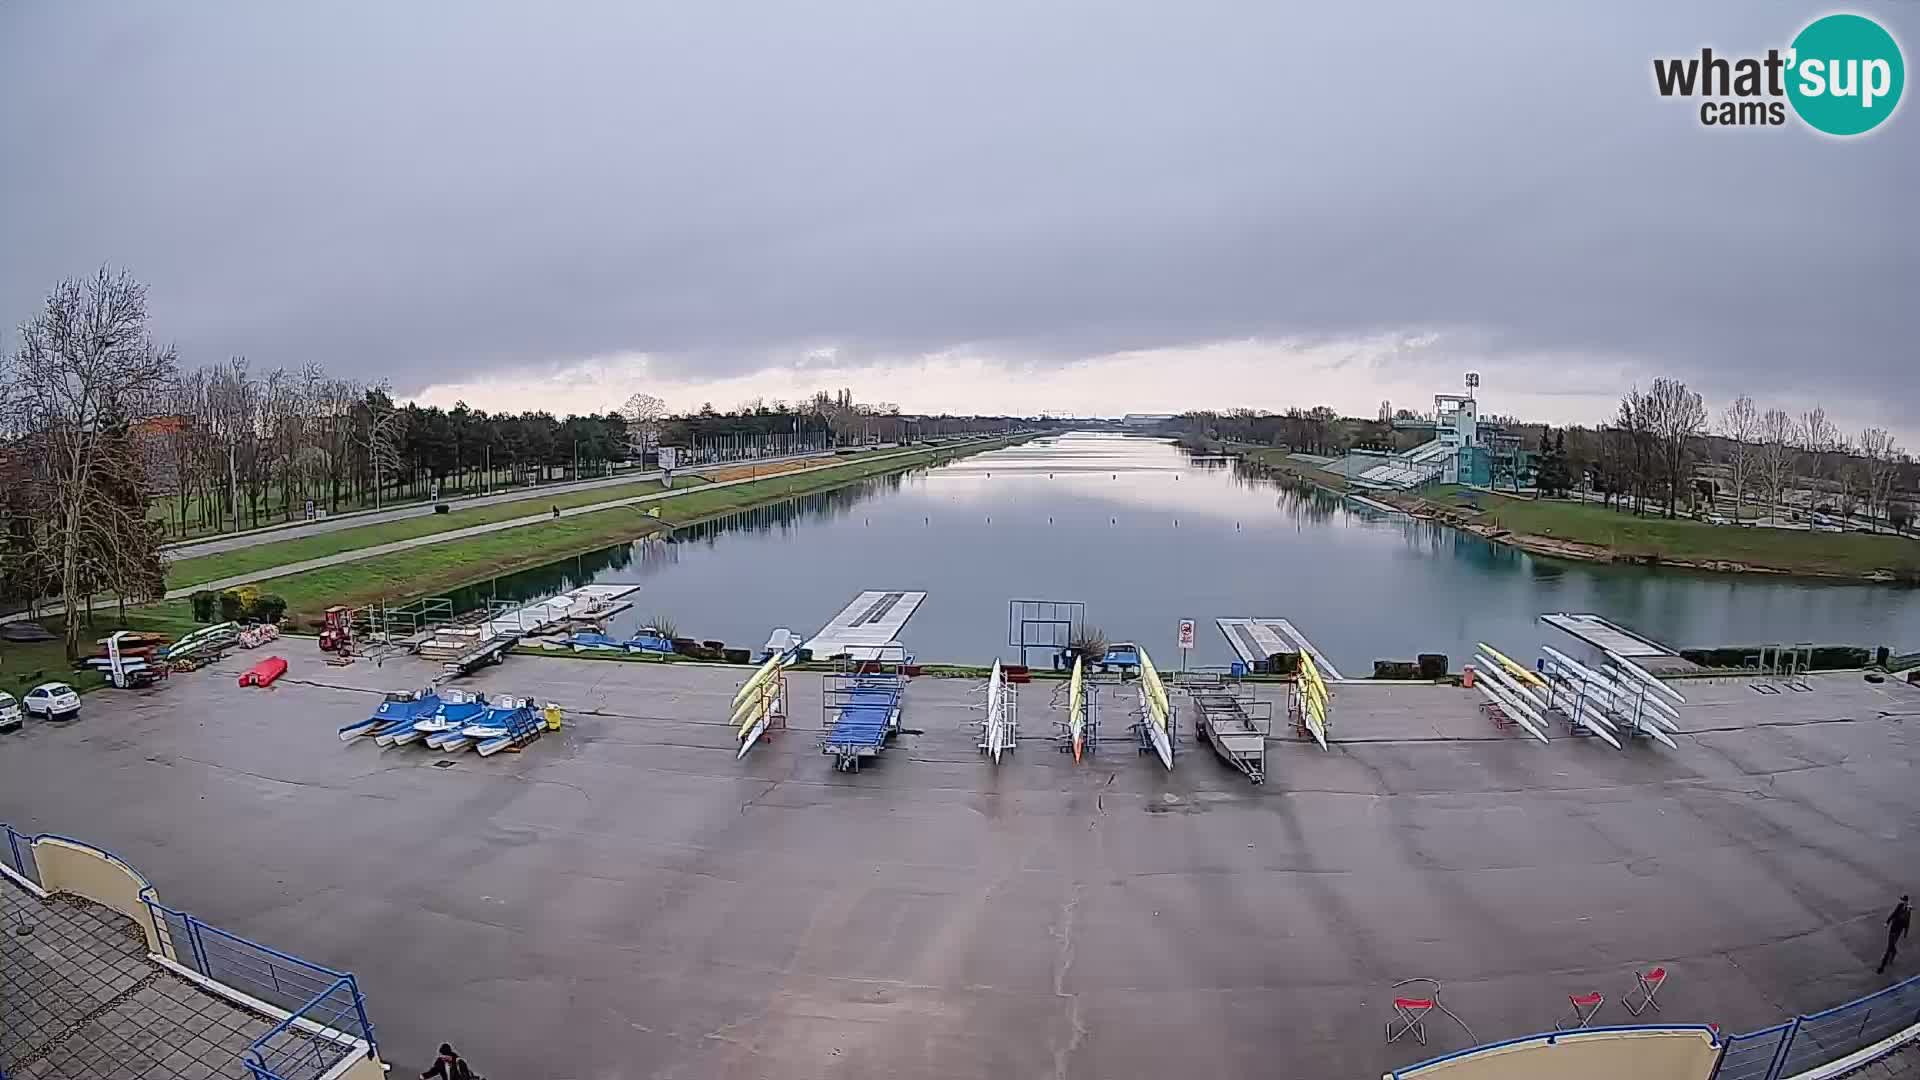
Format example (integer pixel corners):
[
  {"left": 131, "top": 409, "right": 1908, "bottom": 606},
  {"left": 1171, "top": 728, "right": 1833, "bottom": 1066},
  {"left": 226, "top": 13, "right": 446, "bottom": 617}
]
[
  {"left": 2, "top": 822, "right": 38, "bottom": 886},
  {"left": 243, "top": 975, "right": 374, "bottom": 1080},
  {"left": 1770, "top": 976, "right": 1920, "bottom": 1078},
  {"left": 1714, "top": 1022, "right": 1792, "bottom": 1080},
  {"left": 1, "top": 822, "right": 377, "bottom": 1080}
]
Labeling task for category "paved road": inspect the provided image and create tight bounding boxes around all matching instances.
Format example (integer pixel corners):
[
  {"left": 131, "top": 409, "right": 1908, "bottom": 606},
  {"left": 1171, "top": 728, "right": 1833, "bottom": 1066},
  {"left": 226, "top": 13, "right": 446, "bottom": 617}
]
[
  {"left": 3, "top": 661, "right": 1916, "bottom": 1079},
  {"left": 163, "top": 442, "right": 987, "bottom": 597},
  {"left": 162, "top": 449, "right": 845, "bottom": 560}
]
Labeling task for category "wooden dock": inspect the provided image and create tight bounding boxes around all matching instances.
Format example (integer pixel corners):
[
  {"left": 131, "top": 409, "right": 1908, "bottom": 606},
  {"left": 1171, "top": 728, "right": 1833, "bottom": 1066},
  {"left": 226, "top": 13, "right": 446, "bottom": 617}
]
[
  {"left": 1216, "top": 617, "right": 1345, "bottom": 679},
  {"left": 804, "top": 590, "right": 926, "bottom": 661}
]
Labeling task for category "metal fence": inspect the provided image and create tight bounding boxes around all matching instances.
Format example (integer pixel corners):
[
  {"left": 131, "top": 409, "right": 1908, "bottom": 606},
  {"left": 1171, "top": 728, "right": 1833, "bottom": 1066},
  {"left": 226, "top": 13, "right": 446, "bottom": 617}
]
[
  {"left": 1715, "top": 1022, "right": 1793, "bottom": 1080},
  {"left": 1768, "top": 976, "right": 1920, "bottom": 1079},
  {"left": 1, "top": 823, "right": 376, "bottom": 1080}
]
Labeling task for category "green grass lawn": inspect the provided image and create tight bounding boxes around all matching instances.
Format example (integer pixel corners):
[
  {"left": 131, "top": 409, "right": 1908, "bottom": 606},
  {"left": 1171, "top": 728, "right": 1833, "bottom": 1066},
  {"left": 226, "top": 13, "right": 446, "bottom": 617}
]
[
  {"left": 1480, "top": 496, "right": 1920, "bottom": 577},
  {"left": 0, "top": 634, "right": 105, "bottom": 696},
  {"left": 157, "top": 436, "right": 1020, "bottom": 626},
  {"left": 165, "top": 474, "right": 712, "bottom": 588}
]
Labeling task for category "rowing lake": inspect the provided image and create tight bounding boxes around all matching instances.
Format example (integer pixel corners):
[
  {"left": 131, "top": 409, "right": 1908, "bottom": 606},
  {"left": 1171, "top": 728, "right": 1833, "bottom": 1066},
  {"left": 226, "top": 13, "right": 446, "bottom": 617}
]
[{"left": 448, "top": 433, "right": 1920, "bottom": 671}]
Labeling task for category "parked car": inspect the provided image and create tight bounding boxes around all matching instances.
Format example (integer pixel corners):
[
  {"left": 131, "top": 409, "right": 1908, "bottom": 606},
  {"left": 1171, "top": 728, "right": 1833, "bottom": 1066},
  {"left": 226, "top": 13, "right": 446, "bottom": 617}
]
[
  {"left": 0, "top": 691, "right": 20, "bottom": 731},
  {"left": 23, "top": 682, "right": 80, "bottom": 719}
]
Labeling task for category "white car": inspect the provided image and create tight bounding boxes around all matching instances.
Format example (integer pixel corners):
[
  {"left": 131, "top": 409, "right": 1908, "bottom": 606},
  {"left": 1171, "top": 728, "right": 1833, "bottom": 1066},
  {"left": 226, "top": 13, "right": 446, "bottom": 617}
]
[
  {"left": 0, "top": 691, "right": 20, "bottom": 731},
  {"left": 23, "top": 682, "right": 80, "bottom": 719}
]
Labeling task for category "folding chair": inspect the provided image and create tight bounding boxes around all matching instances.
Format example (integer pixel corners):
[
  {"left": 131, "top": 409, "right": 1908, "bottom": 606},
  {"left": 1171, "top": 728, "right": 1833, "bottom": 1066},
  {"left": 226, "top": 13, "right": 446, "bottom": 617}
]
[
  {"left": 1623, "top": 967, "right": 1667, "bottom": 1016},
  {"left": 1555, "top": 991, "right": 1605, "bottom": 1030},
  {"left": 1386, "top": 996, "right": 1435, "bottom": 1045}
]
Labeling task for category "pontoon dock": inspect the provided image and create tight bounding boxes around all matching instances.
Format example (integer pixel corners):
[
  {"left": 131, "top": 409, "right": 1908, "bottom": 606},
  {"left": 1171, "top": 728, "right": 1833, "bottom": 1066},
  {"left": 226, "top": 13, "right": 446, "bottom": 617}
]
[
  {"left": 1539, "top": 612, "right": 1698, "bottom": 674},
  {"left": 1216, "top": 617, "right": 1345, "bottom": 679},
  {"left": 803, "top": 590, "right": 926, "bottom": 660}
]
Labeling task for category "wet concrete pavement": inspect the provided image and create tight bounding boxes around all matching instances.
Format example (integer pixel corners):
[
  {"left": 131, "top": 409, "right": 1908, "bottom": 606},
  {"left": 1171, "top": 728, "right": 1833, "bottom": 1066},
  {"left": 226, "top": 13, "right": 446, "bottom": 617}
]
[{"left": 1, "top": 655, "right": 1917, "bottom": 1079}]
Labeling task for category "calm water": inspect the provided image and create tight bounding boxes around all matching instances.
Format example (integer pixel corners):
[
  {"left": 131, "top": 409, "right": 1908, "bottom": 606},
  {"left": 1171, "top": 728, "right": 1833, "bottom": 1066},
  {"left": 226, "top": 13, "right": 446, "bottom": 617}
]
[{"left": 449, "top": 434, "right": 1920, "bottom": 671}]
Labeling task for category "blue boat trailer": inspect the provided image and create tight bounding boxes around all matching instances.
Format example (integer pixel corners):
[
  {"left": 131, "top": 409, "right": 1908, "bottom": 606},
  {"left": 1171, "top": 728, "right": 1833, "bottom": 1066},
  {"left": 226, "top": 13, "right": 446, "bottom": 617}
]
[
  {"left": 819, "top": 672, "right": 904, "bottom": 772},
  {"left": 342, "top": 690, "right": 440, "bottom": 741}
]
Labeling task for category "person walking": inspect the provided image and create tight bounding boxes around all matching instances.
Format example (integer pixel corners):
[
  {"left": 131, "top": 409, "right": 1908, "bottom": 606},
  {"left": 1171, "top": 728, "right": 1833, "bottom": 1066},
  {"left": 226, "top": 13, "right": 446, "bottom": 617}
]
[{"left": 1878, "top": 895, "right": 1911, "bottom": 975}]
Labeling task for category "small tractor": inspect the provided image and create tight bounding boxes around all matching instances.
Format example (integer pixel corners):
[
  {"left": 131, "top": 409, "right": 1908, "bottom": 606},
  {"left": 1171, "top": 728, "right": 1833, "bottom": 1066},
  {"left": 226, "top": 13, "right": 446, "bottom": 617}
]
[{"left": 319, "top": 605, "right": 354, "bottom": 653}]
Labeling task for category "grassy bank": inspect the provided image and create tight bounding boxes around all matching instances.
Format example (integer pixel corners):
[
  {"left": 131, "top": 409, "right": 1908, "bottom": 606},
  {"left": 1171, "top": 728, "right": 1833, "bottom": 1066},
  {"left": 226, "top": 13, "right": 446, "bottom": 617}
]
[
  {"left": 155, "top": 436, "right": 1025, "bottom": 627},
  {"left": 165, "top": 474, "right": 714, "bottom": 588},
  {"left": 1229, "top": 445, "right": 1351, "bottom": 491},
  {"left": 1470, "top": 495, "right": 1920, "bottom": 579}
]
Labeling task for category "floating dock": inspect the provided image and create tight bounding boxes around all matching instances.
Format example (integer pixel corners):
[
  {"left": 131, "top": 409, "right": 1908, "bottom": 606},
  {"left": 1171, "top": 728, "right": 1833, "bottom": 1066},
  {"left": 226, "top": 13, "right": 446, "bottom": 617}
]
[
  {"left": 803, "top": 590, "right": 926, "bottom": 660},
  {"left": 1216, "top": 618, "right": 1345, "bottom": 679},
  {"left": 1344, "top": 492, "right": 1405, "bottom": 516},
  {"left": 1539, "top": 612, "right": 1698, "bottom": 674},
  {"left": 473, "top": 584, "right": 640, "bottom": 639}
]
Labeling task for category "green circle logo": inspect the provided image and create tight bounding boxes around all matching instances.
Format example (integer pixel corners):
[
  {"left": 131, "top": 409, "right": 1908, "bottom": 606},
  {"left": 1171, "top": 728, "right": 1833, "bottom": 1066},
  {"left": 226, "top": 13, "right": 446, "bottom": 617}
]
[{"left": 1787, "top": 14, "right": 1904, "bottom": 135}]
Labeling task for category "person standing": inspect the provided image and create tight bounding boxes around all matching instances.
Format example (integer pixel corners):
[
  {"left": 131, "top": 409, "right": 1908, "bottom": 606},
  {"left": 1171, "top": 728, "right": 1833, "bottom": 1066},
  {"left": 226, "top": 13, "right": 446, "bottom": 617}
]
[{"left": 1878, "top": 895, "right": 1911, "bottom": 975}]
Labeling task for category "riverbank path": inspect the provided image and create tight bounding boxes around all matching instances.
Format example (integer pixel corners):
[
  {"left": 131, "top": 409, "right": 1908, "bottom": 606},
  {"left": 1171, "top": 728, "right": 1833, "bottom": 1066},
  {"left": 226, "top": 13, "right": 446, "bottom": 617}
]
[
  {"left": 157, "top": 440, "right": 999, "bottom": 600},
  {"left": 160, "top": 448, "right": 847, "bottom": 560}
]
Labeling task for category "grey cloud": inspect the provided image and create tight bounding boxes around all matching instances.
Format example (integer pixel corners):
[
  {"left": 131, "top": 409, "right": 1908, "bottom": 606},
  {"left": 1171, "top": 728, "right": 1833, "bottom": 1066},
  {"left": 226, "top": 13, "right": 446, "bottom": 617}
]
[{"left": 1, "top": 0, "right": 1913, "bottom": 410}]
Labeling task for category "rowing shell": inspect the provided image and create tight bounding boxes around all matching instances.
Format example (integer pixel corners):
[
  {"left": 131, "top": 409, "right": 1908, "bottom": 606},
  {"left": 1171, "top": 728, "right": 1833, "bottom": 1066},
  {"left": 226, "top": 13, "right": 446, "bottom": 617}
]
[{"left": 1069, "top": 656, "right": 1086, "bottom": 762}]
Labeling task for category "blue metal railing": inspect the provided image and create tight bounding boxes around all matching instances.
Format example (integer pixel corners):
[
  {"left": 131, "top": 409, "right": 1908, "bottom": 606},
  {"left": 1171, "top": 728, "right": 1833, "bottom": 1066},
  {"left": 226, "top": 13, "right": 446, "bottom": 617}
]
[
  {"left": 1771, "top": 977, "right": 1920, "bottom": 1078},
  {"left": 2, "top": 822, "right": 39, "bottom": 886},
  {"left": 1715, "top": 1021, "right": 1792, "bottom": 1080},
  {"left": 1, "top": 822, "right": 376, "bottom": 1080},
  {"left": 244, "top": 975, "right": 375, "bottom": 1080}
]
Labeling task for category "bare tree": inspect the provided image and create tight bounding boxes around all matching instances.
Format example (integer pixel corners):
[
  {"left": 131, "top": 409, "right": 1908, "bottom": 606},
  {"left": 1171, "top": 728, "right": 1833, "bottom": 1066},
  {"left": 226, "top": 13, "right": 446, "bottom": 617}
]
[
  {"left": 1798, "top": 406, "right": 1837, "bottom": 515},
  {"left": 5, "top": 269, "right": 178, "bottom": 658},
  {"left": 1834, "top": 434, "right": 1864, "bottom": 523},
  {"left": 622, "top": 392, "right": 666, "bottom": 457},
  {"left": 1718, "top": 394, "right": 1759, "bottom": 521},
  {"left": 1614, "top": 388, "right": 1657, "bottom": 514},
  {"left": 1645, "top": 377, "right": 1706, "bottom": 517},
  {"left": 355, "top": 386, "right": 407, "bottom": 509},
  {"left": 1859, "top": 427, "right": 1902, "bottom": 532},
  {"left": 1756, "top": 408, "right": 1797, "bottom": 525}
]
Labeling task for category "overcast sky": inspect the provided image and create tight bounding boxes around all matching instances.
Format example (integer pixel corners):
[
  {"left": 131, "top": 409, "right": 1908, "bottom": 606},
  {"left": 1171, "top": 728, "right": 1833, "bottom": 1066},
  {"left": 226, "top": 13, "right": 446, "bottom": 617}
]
[{"left": 2, "top": 2, "right": 1914, "bottom": 438}]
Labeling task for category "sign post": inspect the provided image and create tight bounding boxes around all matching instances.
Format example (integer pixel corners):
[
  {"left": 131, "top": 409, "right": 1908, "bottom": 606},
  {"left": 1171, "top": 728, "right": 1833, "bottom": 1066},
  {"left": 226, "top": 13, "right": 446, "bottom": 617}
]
[{"left": 1177, "top": 618, "right": 1195, "bottom": 675}]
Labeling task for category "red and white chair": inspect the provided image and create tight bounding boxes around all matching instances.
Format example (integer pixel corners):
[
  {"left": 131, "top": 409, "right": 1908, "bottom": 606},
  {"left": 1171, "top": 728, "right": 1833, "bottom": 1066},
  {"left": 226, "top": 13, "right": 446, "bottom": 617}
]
[
  {"left": 1386, "top": 996, "right": 1436, "bottom": 1045},
  {"left": 1555, "top": 991, "right": 1605, "bottom": 1030},
  {"left": 1624, "top": 967, "right": 1668, "bottom": 1016}
]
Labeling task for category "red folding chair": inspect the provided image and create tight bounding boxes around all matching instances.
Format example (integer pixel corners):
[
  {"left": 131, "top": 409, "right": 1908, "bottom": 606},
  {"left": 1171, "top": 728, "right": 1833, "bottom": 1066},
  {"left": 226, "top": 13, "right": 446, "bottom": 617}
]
[
  {"left": 1386, "top": 996, "right": 1435, "bottom": 1045},
  {"left": 1624, "top": 967, "right": 1667, "bottom": 1016},
  {"left": 1555, "top": 991, "right": 1605, "bottom": 1030}
]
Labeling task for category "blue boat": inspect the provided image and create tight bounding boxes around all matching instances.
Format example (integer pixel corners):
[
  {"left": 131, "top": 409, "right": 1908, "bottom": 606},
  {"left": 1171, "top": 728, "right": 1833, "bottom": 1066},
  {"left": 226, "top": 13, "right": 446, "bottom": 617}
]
[
  {"left": 623, "top": 629, "right": 673, "bottom": 655},
  {"left": 342, "top": 690, "right": 441, "bottom": 741},
  {"left": 413, "top": 693, "right": 489, "bottom": 750},
  {"left": 462, "top": 697, "right": 548, "bottom": 756},
  {"left": 569, "top": 632, "right": 624, "bottom": 653}
]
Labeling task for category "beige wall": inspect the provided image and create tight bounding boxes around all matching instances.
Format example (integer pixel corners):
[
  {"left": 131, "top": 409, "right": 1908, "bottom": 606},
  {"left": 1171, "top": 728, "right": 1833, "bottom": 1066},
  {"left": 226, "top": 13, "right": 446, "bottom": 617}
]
[
  {"left": 330, "top": 1054, "right": 388, "bottom": 1080},
  {"left": 32, "top": 837, "right": 171, "bottom": 955},
  {"left": 1392, "top": 1028, "right": 1720, "bottom": 1080}
]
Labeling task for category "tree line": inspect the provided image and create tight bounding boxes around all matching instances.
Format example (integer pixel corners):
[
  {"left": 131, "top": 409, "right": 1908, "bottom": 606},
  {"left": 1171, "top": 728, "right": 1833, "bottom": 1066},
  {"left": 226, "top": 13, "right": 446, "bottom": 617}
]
[
  {"left": 1, "top": 268, "right": 1021, "bottom": 653},
  {"left": 1164, "top": 381, "right": 1915, "bottom": 531}
]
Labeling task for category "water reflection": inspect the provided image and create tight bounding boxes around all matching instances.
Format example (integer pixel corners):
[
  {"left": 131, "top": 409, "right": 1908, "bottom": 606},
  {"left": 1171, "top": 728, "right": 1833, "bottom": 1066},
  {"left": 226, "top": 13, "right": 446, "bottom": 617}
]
[{"left": 442, "top": 434, "right": 1920, "bottom": 668}]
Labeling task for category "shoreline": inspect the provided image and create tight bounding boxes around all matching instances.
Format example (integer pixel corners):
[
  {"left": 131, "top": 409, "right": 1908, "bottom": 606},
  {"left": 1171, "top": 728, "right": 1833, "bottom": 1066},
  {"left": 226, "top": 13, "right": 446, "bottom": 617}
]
[{"left": 1221, "top": 445, "right": 1919, "bottom": 586}]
